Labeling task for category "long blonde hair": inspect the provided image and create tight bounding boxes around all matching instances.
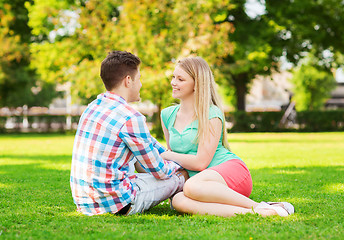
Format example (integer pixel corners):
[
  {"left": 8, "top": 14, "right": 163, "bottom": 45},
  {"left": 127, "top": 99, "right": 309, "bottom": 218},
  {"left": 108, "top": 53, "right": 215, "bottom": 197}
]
[{"left": 177, "top": 57, "right": 230, "bottom": 150}]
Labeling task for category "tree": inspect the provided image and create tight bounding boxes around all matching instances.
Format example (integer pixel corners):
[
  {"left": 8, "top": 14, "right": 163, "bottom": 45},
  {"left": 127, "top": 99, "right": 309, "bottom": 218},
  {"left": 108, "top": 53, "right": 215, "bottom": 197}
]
[
  {"left": 115, "top": 0, "right": 232, "bottom": 136},
  {"left": 290, "top": 56, "right": 336, "bottom": 111},
  {"left": 0, "top": 0, "right": 58, "bottom": 108},
  {"left": 213, "top": 0, "right": 284, "bottom": 110},
  {"left": 266, "top": 0, "right": 344, "bottom": 66},
  {"left": 215, "top": 0, "right": 344, "bottom": 111},
  {"left": 27, "top": 0, "right": 232, "bottom": 137},
  {"left": 265, "top": 0, "right": 344, "bottom": 111}
]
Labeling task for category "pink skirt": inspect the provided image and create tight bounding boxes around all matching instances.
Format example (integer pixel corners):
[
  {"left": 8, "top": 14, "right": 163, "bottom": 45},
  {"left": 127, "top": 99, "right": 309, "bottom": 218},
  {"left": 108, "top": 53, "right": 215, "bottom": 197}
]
[{"left": 208, "top": 159, "right": 252, "bottom": 197}]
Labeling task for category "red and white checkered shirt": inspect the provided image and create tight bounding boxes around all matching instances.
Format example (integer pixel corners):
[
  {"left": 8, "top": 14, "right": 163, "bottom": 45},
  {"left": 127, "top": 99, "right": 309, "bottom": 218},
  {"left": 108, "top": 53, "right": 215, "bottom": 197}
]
[{"left": 70, "top": 92, "right": 180, "bottom": 215}]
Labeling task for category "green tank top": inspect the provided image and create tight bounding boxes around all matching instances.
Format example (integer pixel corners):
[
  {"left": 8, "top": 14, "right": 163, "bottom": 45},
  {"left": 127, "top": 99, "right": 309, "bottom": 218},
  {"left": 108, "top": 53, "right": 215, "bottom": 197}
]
[{"left": 161, "top": 104, "right": 241, "bottom": 177}]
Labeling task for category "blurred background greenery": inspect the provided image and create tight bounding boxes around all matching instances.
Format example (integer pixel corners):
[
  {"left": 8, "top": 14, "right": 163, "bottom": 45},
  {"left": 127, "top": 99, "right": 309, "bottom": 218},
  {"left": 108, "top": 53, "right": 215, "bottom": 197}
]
[{"left": 1, "top": 0, "right": 344, "bottom": 136}]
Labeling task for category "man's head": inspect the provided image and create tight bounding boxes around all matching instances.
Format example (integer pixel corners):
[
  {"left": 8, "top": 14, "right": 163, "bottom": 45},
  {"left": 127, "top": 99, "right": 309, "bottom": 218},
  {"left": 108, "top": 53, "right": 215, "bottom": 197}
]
[{"left": 100, "top": 51, "right": 141, "bottom": 91}]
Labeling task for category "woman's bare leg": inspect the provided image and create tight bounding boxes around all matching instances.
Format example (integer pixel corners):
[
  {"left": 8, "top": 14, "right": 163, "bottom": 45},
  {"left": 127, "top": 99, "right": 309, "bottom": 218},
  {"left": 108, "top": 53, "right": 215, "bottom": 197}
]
[
  {"left": 183, "top": 169, "right": 258, "bottom": 209},
  {"left": 172, "top": 192, "right": 276, "bottom": 217}
]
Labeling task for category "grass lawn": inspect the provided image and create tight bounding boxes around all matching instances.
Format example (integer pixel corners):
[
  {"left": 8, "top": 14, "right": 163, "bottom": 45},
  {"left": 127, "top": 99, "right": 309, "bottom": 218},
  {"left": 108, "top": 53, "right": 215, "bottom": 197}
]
[{"left": 0, "top": 132, "right": 343, "bottom": 239}]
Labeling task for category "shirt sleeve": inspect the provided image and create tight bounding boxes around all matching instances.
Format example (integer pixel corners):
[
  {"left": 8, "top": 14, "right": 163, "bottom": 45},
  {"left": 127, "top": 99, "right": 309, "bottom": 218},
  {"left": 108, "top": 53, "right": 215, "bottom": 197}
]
[
  {"left": 150, "top": 136, "right": 166, "bottom": 154},
  {"left": 161, "top": 108, "right": 169, "bottom": 129},
  {"left": 161, "top": 105, "right": 178, "bottom": 129},
  {"left": 119, "top": 114, "right": 180, "bottom": 179},
  {"left": 209, "top": 105, "right": 225, "bottom": 122}
]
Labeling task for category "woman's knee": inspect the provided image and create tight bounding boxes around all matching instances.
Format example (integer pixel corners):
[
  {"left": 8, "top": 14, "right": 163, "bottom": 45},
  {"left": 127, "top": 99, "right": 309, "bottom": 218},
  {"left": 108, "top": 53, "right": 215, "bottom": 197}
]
[
  {"left": 183, "top": 178, "right": 203, "bottom": 199},
  {"left": 171, "top": 192, "right": 189, "bottom": 213}
]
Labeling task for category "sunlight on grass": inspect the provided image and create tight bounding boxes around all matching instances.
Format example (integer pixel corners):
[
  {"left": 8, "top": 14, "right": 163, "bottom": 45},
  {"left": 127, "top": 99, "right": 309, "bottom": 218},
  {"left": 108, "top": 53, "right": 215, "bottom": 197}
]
[
  {"left": 288, "top": 197, "right": 314, "bottom": 204},
  {"left": 275, "top": 169, "right": 307, "bottom": 175},
  {"left": 0, "top": 159, "right": 39, "bottom": 165},
  {"left": 138, "top": 214, "right": 178, "bottom": 221},
  {"left": 323, "top": 183, "right": 344, "bottom": 193},
  {"left": 39, "top": 163, "right": 71, "bottom": 171},
  {"left": 64, "top": 212, "right": 86, "bottom": 217}
]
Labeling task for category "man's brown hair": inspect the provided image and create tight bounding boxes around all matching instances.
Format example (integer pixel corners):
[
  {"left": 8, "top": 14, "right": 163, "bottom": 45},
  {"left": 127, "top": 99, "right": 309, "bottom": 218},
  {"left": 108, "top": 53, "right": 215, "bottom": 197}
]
[{"left": 100, "top": 51, "right": 141, "bottom": 91}]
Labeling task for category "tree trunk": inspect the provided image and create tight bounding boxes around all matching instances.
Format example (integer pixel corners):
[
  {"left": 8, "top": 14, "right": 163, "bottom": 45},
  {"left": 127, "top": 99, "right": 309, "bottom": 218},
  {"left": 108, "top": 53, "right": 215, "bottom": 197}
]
[
  {"left": 151, "top": 93, "right": 164, "bottom": 139},
  {"left": 233, "top": 74, "right": 248, "bottom": 111}
]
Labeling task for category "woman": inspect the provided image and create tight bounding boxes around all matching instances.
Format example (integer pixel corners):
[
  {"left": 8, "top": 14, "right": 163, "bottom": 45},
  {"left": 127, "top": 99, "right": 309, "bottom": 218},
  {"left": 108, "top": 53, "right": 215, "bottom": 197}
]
[{"left": 160, "top": 57, "right": 294, "bottom": 217}]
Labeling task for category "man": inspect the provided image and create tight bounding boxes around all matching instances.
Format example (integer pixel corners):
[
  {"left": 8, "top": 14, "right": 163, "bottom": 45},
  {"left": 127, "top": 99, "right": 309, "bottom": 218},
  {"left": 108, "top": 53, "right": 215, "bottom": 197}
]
[{"left": 70, "top": 51, "right": 187, "bottom": 216}]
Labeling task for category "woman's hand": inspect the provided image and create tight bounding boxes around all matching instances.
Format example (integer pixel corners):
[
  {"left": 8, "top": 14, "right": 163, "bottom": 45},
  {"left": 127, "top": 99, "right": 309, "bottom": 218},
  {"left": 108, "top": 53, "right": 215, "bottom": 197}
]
[{"left": 160, "top": 149, "right": 173, "bottom": 160}]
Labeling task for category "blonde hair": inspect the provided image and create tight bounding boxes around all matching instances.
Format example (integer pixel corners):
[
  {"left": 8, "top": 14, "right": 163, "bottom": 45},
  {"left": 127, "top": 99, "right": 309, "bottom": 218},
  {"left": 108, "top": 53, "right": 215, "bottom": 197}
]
[{"left": 177, "top": 57, "right": 230, "bottom": 150}]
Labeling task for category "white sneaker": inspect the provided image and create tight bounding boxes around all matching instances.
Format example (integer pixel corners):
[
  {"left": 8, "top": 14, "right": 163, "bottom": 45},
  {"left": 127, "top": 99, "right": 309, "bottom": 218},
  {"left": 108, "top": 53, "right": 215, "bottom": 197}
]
[
  {"left": 267, "top": 202, "right": 295, "bottom": 215},
  {"left": 254, "top": 202, "right": 289, "bottom": 217}
]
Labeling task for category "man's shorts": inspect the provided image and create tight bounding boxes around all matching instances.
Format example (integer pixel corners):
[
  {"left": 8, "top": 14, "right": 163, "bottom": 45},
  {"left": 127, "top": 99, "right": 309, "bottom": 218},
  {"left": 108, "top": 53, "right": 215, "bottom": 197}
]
[{"left": 120, "top": 172, "right": 185, "bottom": 215}]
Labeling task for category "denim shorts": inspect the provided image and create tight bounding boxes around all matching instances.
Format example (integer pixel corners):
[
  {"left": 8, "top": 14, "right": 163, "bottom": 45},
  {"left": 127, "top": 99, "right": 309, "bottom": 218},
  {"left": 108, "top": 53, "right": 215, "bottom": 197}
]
[{"left": 125, "top": 172, "right": 185, "bottom": 215}]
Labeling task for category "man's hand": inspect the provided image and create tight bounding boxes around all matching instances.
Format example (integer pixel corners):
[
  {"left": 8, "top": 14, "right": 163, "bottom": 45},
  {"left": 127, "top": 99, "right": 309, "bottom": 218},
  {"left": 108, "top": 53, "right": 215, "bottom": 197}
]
[{"left": 176, "top": 169, "right": 189, "bottom": 182}]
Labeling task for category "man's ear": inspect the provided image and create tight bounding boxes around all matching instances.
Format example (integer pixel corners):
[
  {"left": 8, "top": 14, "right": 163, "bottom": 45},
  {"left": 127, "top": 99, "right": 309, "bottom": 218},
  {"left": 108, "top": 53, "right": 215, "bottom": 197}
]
[{"left": 123, "top": 75, "right": 132, "bottom": 88}]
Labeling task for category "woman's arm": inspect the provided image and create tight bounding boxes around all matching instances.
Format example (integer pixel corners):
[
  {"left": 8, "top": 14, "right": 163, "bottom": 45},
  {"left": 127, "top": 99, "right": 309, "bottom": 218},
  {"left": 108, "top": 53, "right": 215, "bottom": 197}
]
[
  {"left": 161, "top": 118, "right": 223, "bottom": 171},
  {"left": 161, "top": 117, "right": 171, "bottom": 150}
]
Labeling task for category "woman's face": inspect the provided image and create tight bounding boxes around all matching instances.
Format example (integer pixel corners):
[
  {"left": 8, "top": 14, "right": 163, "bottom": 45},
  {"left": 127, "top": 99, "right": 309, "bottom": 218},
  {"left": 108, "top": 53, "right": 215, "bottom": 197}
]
[{"left": 171, "top": 65, "right": 195, "bottom": 100}]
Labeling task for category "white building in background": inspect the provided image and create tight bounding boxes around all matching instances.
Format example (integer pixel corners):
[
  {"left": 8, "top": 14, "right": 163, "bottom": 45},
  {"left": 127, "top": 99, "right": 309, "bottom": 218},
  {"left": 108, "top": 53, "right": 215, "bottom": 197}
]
[
  {"left": 246, "top": 71, "right": 293, "bottom": 112},
  {"left": 246, "top": 68, "right": 344, "bottom": 111},
  {"left": 326, "top": 68, "right": 344, "bottom": 109}
]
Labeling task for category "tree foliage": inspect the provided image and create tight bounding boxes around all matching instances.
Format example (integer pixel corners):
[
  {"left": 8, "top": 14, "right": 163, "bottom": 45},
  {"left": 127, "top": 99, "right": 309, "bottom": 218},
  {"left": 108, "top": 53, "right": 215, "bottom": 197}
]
[
  {"left": 27, "top": 0, "right": 233, "bottom": 136},
  {"left": 265, "top": 0, "right": 344, "bottom": 111},
  {"left": 217, "top": 1, "right": 283, "bottom": 110},
  {"left": 2, "top": 0, "right": 344, "bottom": 113},
  {"left": 0, "top": 0, "right": 58, "bottom": 108},
  {"left": 290, "top": 56, "right": 336, "bottom": 111},
  {"left": 116, "top": 0, "right": 232, "bottom": 136},
  {"left": 266, "top": 0, "right": 344, "bottom": 66},
  {"left": 216, "top": 0, "right": 344, "bottom": 110}
]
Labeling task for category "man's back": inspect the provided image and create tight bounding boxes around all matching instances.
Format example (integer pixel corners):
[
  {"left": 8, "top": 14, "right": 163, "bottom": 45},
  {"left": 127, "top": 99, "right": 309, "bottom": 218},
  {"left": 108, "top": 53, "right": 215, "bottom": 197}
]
[
  {"left": 70, "top": 51, "right": 183, "bottom": 216},
  {"left": 71, "top": 92, "right": 139, "bottom": 215}
]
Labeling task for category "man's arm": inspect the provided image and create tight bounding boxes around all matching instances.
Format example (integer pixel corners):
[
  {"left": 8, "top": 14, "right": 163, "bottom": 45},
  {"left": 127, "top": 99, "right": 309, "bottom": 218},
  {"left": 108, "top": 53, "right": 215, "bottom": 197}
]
[
  {"left": 119, "top": 115, "right": 181, "bottom": 179},
  {"left": 150, "top": 135, "right": 166, "bottom": 154}
]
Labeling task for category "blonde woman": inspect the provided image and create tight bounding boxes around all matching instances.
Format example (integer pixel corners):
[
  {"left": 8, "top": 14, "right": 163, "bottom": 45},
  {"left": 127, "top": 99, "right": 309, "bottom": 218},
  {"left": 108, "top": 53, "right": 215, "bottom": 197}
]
[{"left": 160, "top": 57, "right": 294, "bottom": 217}]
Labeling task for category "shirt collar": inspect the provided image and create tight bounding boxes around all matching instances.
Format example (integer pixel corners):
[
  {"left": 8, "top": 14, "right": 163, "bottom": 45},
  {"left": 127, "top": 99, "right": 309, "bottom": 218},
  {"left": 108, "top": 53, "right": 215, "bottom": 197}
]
[{"left": 102, "top": 91, "right": 127, "bottom": 104}]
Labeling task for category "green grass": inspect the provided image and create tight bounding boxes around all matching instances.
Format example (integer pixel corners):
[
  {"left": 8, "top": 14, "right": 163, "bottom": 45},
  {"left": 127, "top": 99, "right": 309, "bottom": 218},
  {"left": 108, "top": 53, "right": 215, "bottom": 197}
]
[{"left": 0, "top": 132, "right": 343, "bottom": 239}]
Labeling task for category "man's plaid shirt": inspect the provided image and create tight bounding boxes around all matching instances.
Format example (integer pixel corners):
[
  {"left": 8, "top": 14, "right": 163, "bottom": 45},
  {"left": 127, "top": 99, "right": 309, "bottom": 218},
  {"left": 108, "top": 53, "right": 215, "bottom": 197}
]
[{"left": 70, "top": 91, "right": 180, "bottom": 216}]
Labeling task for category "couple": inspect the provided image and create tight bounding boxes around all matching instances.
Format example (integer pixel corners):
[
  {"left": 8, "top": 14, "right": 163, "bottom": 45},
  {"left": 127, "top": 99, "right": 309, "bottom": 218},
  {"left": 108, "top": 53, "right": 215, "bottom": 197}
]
[{"left": 70, "top": 51, "right": 294, "bottom": 217}]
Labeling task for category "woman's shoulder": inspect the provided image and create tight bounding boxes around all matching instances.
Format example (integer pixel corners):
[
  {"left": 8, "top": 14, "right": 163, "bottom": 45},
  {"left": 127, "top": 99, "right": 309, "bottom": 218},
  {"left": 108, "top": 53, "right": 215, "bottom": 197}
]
[
  {"left": 161, "top": 104, "right": 180, "bottom": 126},
  {"left": 209, "top": 105, "right": 224, "bottom": 120},
  {"left": 161, "top": 104, "right": 179, "bottom": 116}
]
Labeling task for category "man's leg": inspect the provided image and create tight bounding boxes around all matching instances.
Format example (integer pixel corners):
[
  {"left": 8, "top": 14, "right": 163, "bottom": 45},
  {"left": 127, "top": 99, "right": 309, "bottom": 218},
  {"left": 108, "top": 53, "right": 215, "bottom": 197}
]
[{"left": 127, "top": 171, "right": 186, "bottom": 215}]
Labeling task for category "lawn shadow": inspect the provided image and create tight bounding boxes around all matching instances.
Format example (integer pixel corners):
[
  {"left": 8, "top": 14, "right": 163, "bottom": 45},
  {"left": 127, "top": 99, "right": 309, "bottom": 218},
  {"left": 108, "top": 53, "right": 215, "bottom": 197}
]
[{"left": 0, "top": 154, "right": 71, "bottom": 164}]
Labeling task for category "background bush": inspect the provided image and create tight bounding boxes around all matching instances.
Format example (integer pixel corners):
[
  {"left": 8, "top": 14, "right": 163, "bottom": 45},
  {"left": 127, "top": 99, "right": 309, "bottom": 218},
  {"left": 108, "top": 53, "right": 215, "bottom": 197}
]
[
  {"left": 226, "top": 110, "right": 344, "bottom": 132},
  {"left": 1, "top": 111, "right": 344, "bottom": 133},
  {"left": 227, "top": 111, "right": 284, "bottom": 132},
  {"left": 296, "top": 110, "right": 344, "bottom": 131}
]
